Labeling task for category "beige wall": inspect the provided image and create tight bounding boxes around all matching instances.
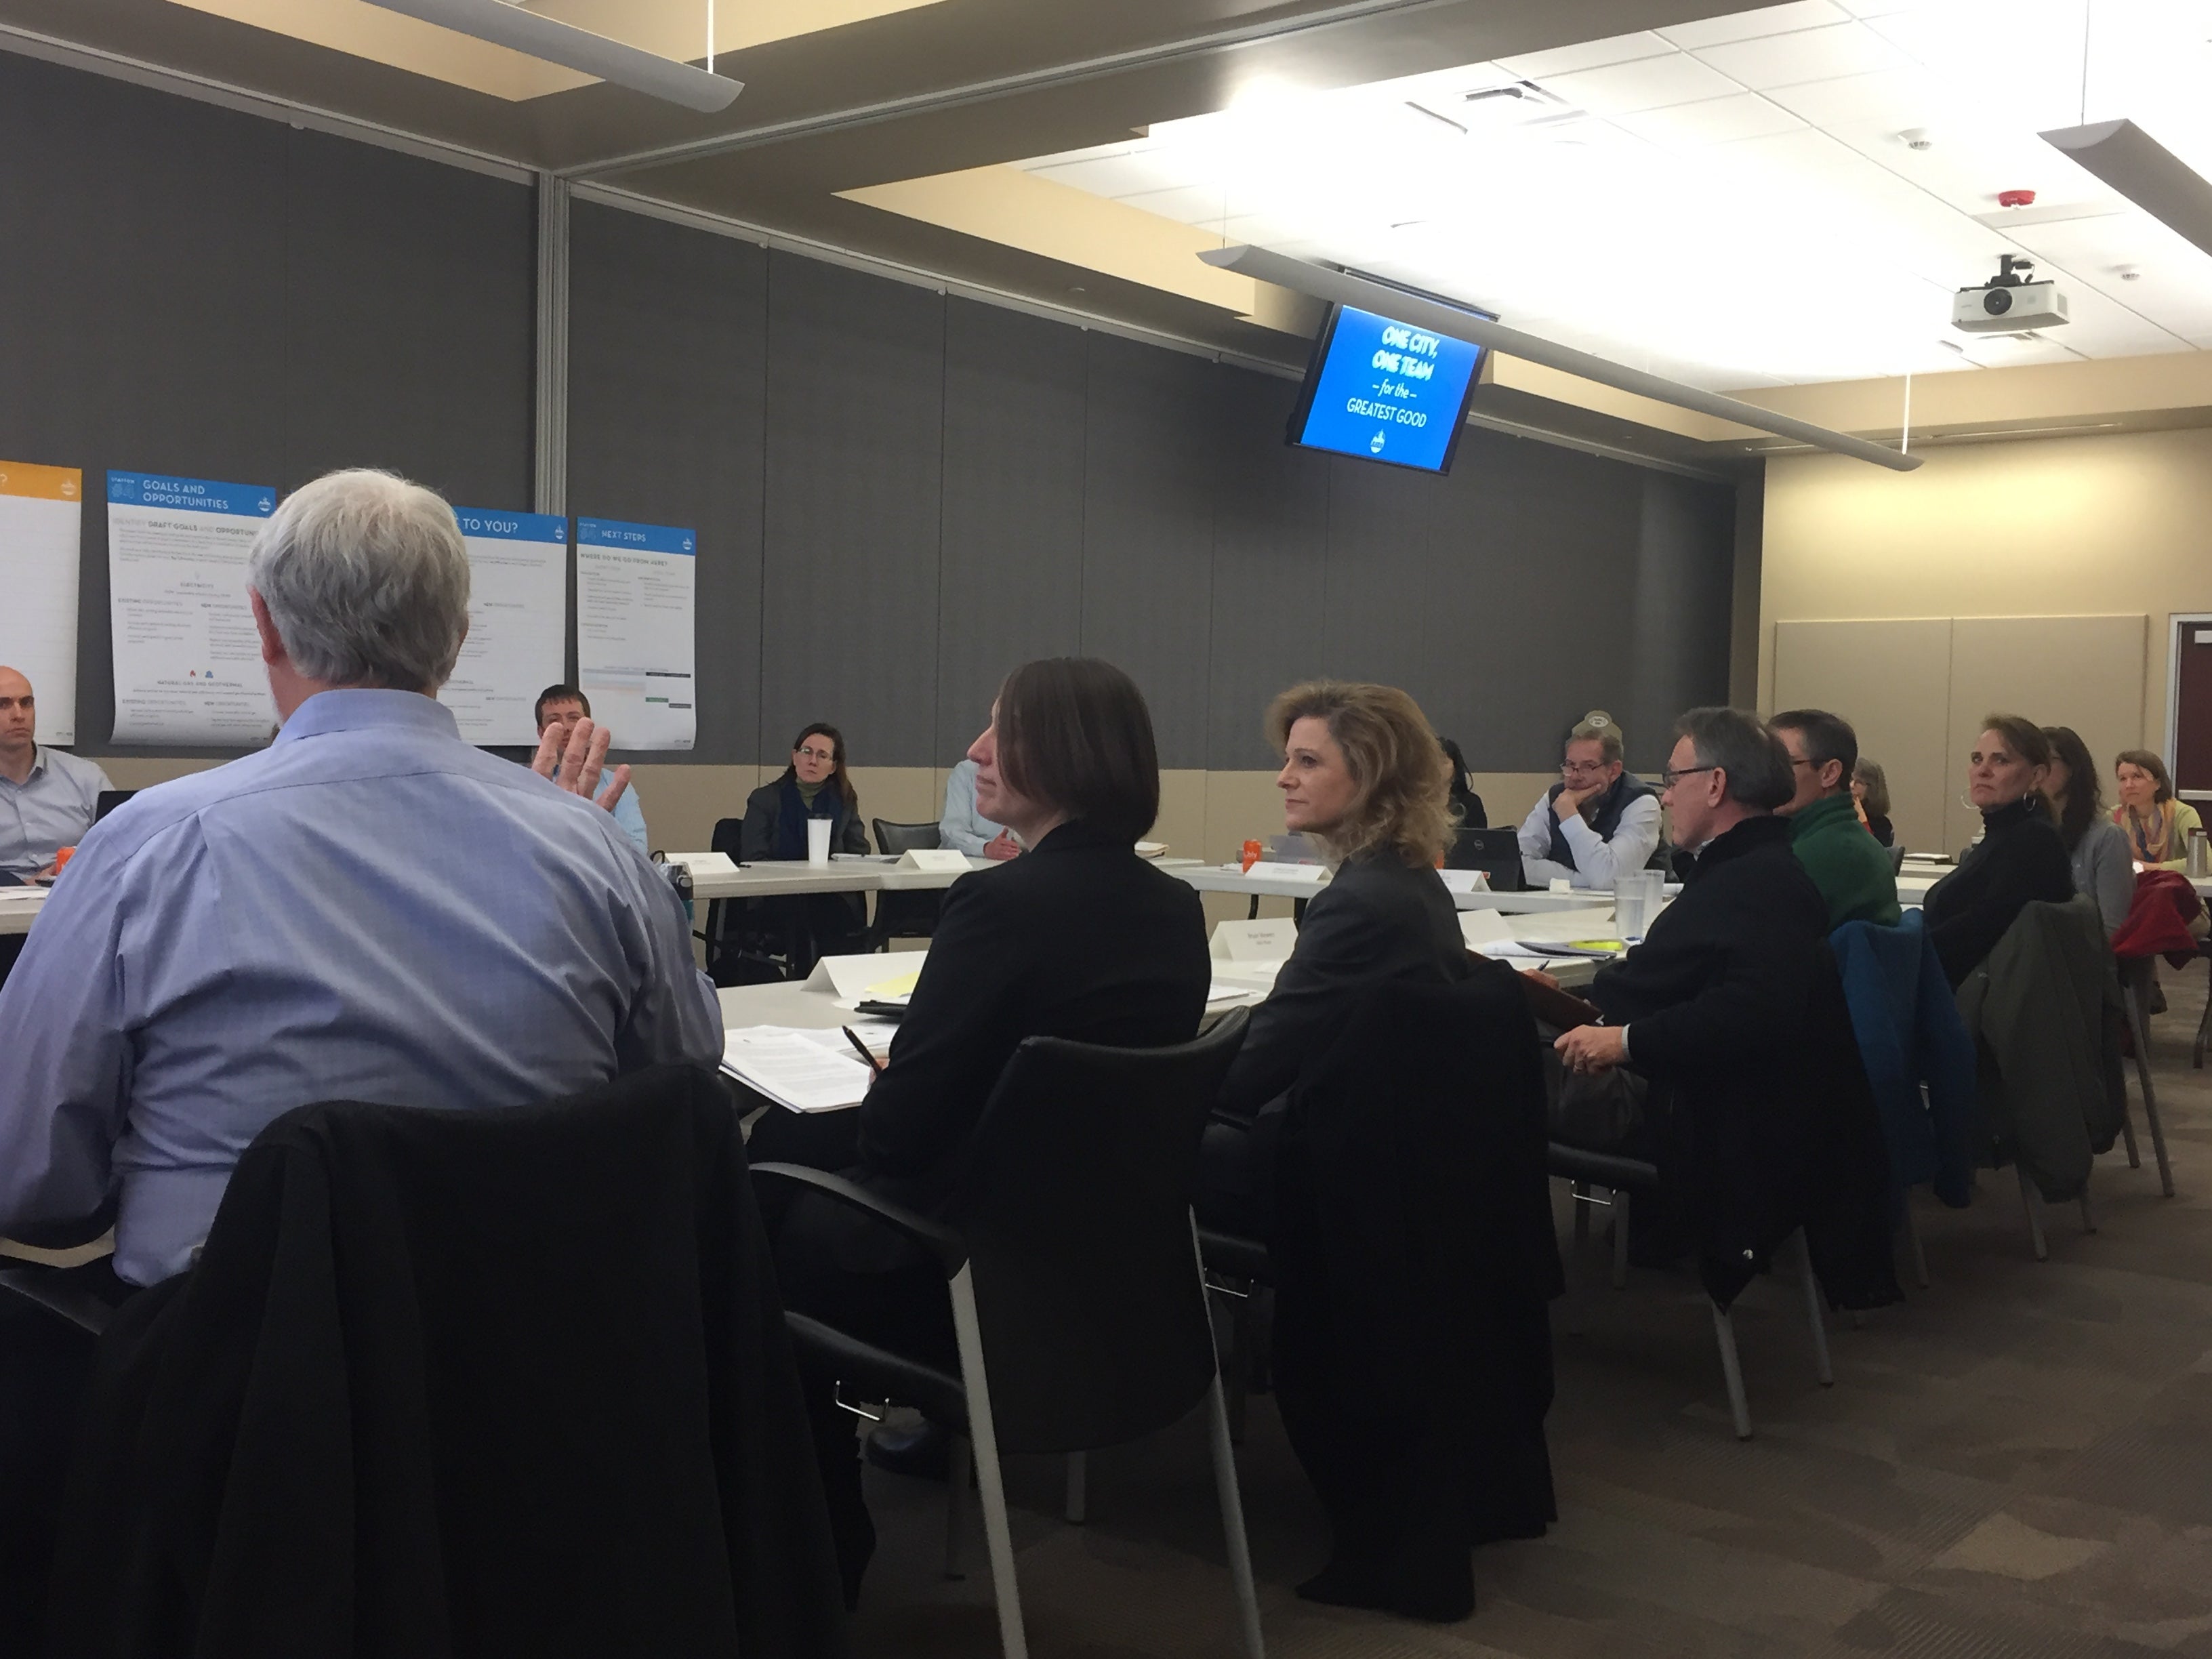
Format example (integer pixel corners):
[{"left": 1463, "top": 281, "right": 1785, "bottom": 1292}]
[{"left": 1759, "top": 426, "right": 2212, "bottom": 850}]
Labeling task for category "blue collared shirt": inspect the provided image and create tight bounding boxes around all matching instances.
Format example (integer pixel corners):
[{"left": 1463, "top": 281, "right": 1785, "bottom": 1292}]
[
  {"left": 0, "top": 745, "right": 114, "bottom": 877},
  {"left": 939, "top": 758, "right": 1007, "bottom": 856},
  {"left": 0, "top": 689, "right": 722, "bottom": 1284},
  {"left": 552, "top": 760, "right": 649, "bottom": 857}
]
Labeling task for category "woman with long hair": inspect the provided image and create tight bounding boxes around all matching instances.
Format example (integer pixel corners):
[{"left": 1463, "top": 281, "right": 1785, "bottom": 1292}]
[
  {"left": 2043, "top": 725, "right": 2131, "bottom": 935},
  {"left": 1921, "top": 714, "right": 2074, "bottom": 985},
  {"left": 1851, "top": 758, "right": 1893, "bottom": 847},
  {"left": 1205, "top": 680, "right": 1465, "bottom": 1214},
  {"left": 735, "top": 722, "right": 869, "bottom": 967}
]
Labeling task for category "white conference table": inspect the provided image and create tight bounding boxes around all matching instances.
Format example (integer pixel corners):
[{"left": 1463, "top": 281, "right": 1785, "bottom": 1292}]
[
  {"left": 1170, "top": 863, "right": 1656, "bottom": 916},
  {"left": 685, "top": 855, "right": 992, "bottom": 901},
  {"left": 0, "top": 890, "right": 44, "bottom": 937}
]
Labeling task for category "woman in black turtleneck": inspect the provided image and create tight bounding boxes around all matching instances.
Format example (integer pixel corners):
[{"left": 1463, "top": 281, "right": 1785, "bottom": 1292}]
[{"left": 1922, "top": 714, "right": 2074, "bottom": 987}]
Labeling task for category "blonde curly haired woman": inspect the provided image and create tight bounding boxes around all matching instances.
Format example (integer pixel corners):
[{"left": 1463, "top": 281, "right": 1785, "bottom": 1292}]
[{"left": 1202, "top": 680, "right": 1465, "bottom": 1230}]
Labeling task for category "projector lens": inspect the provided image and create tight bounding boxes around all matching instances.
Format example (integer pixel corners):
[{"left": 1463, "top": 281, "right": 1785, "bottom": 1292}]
[{"left": 1983, "top": 289, "right": 2012, "bottom": 316}]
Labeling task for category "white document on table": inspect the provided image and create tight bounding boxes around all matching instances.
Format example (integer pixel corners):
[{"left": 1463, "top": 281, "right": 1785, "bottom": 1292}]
[
  {"left": 106, "top": 471, "right": 278, "bottom": 744},
  {"left": 0, "top": 462, "right": 83, "bottom": 744},
  {"left": 575, "top": 516, "right": 695, "bottom": 752},
  {"left": 1206, "top": 980, "right": 1272, "bottom": 1007},
  {"left": 722, "top": 1027, "right": 878, "bottom": 1113},
  {"left": 444, "top": 508, "right": 567, "bottom": 745},
  {"left": 1242, "top": 861, "right": 1330, "bottom": 883}
]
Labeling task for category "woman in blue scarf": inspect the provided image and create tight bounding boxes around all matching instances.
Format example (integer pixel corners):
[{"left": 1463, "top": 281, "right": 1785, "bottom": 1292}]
[{"left": 738, "top": 722, "right": 868, "bottom": 966}]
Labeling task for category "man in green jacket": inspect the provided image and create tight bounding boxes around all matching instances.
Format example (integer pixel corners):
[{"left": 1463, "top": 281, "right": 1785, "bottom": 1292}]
[{"left": 1773, "top": 708, "right": 1902, "bottom": 930}]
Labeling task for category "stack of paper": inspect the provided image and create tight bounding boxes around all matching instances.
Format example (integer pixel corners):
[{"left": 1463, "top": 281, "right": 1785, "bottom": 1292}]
[{"left": 722, "top": 1026, "right": 883, "bottom": 1113}]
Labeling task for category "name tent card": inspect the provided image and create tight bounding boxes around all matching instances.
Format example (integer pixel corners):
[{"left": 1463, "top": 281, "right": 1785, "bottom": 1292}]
[
  {"left": 897, "top": 848, "right": 969, "bottom": 873},
  {"left": 1210, "top": 920, "right": 1298, "bottom": 961}
]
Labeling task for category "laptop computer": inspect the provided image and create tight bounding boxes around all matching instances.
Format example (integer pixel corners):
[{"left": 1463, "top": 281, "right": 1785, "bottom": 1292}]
[
  {"left": 1447, "top": 826, "right": 1524, "bottom": 890},
  {"left": 94, "top": 790, "right": 137, "bottom": 823}
]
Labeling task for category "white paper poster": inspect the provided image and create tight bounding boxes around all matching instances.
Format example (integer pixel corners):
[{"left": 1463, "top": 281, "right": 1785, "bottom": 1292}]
[
  {"left": 575, "top": 516, "right": 695, "bottom": 752},
  {"left": 444, "top": 507, "right": 567, "bottom": 746},
  {"left": 0, "top": 462, "right": 84, "bottom": 744},
  {"left": 107, "top": 471, "right": 279, "bottom": 744}
]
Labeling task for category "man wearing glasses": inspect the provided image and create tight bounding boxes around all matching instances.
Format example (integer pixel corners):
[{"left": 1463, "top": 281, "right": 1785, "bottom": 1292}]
[
  {"left": 1517, "top": 709, "right": 1661, "bottom": 890},
  {"left": 1771, "top": 707, "right": 1900, "bottom": 929}
]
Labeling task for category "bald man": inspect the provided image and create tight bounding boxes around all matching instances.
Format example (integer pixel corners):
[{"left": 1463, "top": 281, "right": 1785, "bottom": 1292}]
[{"left": 0, "top": 667, "right": 111, "bottom": 882}]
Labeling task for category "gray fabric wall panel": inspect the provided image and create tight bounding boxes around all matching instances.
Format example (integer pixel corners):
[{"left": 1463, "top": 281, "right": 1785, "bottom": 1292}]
[
  {"left": 1207, "top": 371, "right": 1330, "bottom": 769},
  {"left": 935, "top": 298, "right": 1086, "bottom": 757},
  {"left": 568, "top": 201, "right": 768, "bottom": 765},
  {"left": 1322, "top": 454, "right": 1440, "bottom": 699},
  {"left": 1080, "top": 334, "right": 1218, "bottom": 771},
  {"left": 1, "top": 55, "right": 1742, "bottom": 777},
  {"left": 282, "top": 131, "right": 532, "bottom": 504},
  {"left": 1427, "top": 432, "right": 1647, "bottom": 772},
  {"left": 1627, "top": 471, "right": 1736, "bottom": 755},
  {"left": 760, "top": 251, "right": 944, "bottom": 768}
]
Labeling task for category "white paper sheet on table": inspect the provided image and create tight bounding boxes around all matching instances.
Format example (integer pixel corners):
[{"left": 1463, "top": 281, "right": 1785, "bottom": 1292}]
[{"left": 722, "top": 1027, "right": 884, "bottom": 1113}]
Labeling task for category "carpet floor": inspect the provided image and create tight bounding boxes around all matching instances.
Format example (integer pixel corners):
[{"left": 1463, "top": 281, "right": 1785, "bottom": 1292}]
[{"left": 845, "top": 964, "right": 2212, "bottom": 1657}]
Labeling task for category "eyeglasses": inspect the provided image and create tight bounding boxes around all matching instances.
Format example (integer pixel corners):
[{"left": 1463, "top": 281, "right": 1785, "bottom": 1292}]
[
  {"left": 796, "top": 747, "right": 836, "bottom": 763},
  {"left": 1561, "top": 761, "right": 1612, "bottom": 778},
  {"left": 1662, "top": 765, "right": 1717, "bottom": 789},
  {"left": 1787, "top": 756, "right": 1817, "bottom": 771}
]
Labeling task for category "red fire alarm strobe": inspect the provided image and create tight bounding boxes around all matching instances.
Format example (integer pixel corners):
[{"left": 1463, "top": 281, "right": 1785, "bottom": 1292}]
[{"left": 1996, "top": 188, "right": 2036, "bottom": 207}]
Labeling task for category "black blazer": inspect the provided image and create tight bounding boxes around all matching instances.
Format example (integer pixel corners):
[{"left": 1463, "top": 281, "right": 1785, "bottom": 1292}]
[
  {"left": 857, "top": 820, "right": 1209, "bottom": 1210},
  {"left": 1587, "top": 814, "right": 1898, "bottom": 1312},
  {"left": 1217, "top": 850, "right": 1468, "bottom": 1122},
  {"left": 1922, "top": 798, "right": 2074, "bottom": 988},
  {"left": 735, "top": 777, "right": 867, "bottom": 862}
]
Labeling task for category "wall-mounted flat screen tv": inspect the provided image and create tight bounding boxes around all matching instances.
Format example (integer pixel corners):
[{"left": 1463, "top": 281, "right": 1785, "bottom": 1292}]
[{"left": 1286, "top": 301, "right": 1488, "bottom": 474}]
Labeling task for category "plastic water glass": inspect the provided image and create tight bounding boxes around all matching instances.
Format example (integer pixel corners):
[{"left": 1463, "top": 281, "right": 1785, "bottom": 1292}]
[
  {"left": 1614, "top": 870, "right": 1662, "bottom": 939},
  {"left": 806, "top": 817, "right": 833, "bottom": 867}
]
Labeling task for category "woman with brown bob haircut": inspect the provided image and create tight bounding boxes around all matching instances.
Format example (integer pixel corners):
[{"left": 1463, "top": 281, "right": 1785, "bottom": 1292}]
[
  {"left": 754, "top": 656, "right": 1210, "bottom": 1607},
  {"left": 1202, "top": 681, "right": 1469, "bottom": 1227}
]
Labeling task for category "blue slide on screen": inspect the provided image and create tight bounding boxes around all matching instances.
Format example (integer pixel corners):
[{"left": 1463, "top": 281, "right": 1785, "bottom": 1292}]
[{"left": 1288, "top": 304, "right": 1486, "bottom": 473}]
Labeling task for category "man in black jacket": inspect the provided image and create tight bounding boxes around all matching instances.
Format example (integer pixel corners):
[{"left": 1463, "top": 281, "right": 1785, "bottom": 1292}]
[{"left": 1554, "top": 707, "right": 1898, "bottom": 1311}]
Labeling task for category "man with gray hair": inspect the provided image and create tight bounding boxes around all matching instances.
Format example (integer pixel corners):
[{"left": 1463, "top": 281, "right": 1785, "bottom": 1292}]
[
  {"left": 1549, "top": 707, "right": 1896, "bottom": 1309},
  {"left": 0, "top": 468, "right": 722, "bottom": 1291}
]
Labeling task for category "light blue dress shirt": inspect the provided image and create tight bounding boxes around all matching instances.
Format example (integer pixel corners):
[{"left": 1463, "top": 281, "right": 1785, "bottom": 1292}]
[
  {"left": 939, "top": 758, "right": 1007, "bottom": 857},
  {"left": 552, "top": 759, "right": 649, "bottom": 857},
  {"left": 0, "top": 745, "right": 114, "bottom": 877},
  {"left": 0, "top": 689, "right": 723, "bottom": 1285}
]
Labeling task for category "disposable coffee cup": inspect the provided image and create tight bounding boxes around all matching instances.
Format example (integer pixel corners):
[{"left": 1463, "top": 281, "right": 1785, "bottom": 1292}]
[{"left": 806, "top": 817, "right": 833, "bottom": 867}]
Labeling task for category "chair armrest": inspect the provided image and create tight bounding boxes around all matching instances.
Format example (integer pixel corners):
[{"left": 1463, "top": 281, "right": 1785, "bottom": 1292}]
[
  {"left": 0, "top": 1267, "right": 117, "bottom": 1336},
  {"left": 750, "top": 1162, "right": 968, "bottom": 1275}
]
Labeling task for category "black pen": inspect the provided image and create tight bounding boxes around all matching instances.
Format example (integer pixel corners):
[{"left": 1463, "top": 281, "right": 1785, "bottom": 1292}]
[{"left": 840, "top": 1025, "right": 884, "bottom": 1076}]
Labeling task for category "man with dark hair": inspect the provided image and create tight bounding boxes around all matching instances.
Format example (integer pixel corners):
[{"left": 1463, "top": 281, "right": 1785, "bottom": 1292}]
[
  {"left": 1552, "top": 707, "right": 1895, "bottom": 1309},
  {"left": 1771, "top": 707, "right": 1900, "bottom": 929},
  {"left": 537, "top": 684, "right": 649, "bottom": 857}
]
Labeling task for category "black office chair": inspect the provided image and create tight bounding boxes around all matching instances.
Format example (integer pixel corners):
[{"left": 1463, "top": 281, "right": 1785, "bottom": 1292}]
[
  {"left": 754, "top": 1007, "right": 1263, "bottom": 1659},
  {"left": 699, "top": 815, "right": 792, "bottom": 984},
  {"left": 26, "top": 1067, "right": 847, "bottom": 1658},
  {"left": 1549, "top": 1141, "right": 1830, "bottom": 1441},
  {"left": 870, "top": 818, "right": 945, "bottom": 949},
  {"left": 1888, "top": 842, "right": 1908, "bottom": 876}
]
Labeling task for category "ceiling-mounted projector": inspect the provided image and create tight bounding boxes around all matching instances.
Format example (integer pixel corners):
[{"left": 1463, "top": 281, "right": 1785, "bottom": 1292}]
[{"left": 1952, "top": 253, "right": 2069, "bottom": 333}]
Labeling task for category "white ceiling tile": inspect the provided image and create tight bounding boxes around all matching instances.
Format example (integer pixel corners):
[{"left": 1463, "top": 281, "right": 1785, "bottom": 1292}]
[
  {"left": 1658, "top": 0, "right": 1852, "bottom": 49},
  {"left": 1607, "top": 91, "right": 1806, "bottom": 146},
  {"left": 1692, "top": 22, "right": 1912, "bottom": 89},
  {"left": 1532, "top": 53, "right": 1743, "bottom": 115},
  {"left": 1001, "top": 3, "right": 2212, "bottom": 389},
  {"left": 1493, "top": 31, "right": 1674, "bottom": 79}
]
